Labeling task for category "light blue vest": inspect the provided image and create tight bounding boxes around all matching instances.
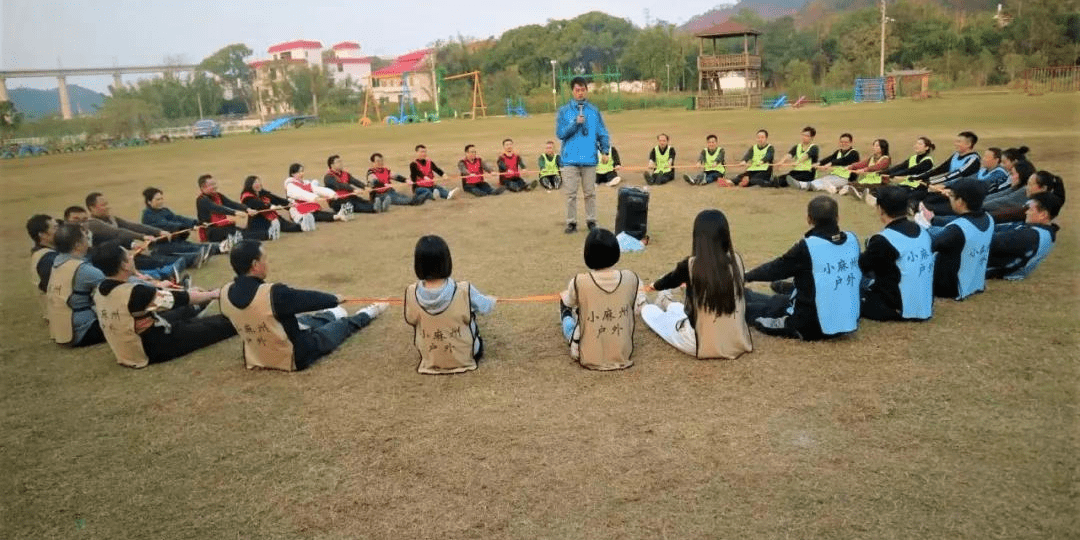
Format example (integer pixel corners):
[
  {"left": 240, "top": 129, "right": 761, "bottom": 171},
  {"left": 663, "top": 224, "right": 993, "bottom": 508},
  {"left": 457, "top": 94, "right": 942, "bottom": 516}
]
[
  {"left": 1004, "top": 226, "right": 1054, "bottom": 281},
  {"left": 949, "top": 152, "right": 967, "bottom": 172},
  {"left": 880, "top": 228, "right": 935, "bottom": 320},
  {"left": 805, "top": 233, "right": 861, "bottom": 335},
  {"left": 946, "top": 215, "right": 994, "bottom": 299}
]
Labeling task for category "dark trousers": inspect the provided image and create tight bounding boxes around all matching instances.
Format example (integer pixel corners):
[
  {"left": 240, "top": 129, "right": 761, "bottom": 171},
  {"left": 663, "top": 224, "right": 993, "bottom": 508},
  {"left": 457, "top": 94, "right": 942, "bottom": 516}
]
[
  {"left": 249, "top": 215, "right": 302, "bottom": 237},
  {"left": 463, "top": 181, "right": 501, "bottom": 196},
  {"left": 539, "top": 175, "right": 562, "bottom": 190},
  {"left": 72, "top": 319, "right": 106, "bottom": 347},
  {"left": 645, "top": 171, "right": 675, "bottom": 185},
  {"left": 294, "top": 311, "right": 372, "bottom": 370},
  {"left": 783, "top": 170, "right": 816, "bottom": 185},
  {"left": 142, "top": 313, "right": 238, "bottom": 364},
  {"left": 743, "top": 289, "right": 817, "bottom": 340},
  {"left": 596, "top": 171, "right": 618, "bottom": 184},
  {"left": 860, "top": 289, "right": 903, "bottom": 322},
  {"left": 372, "top": 188, "right": 415, "bottom": 206},
  {"left": 736, "top": 169, "right": 775, "bottom": 187},
  {"left": 205, "top": 225, "right": 237, "bottom": 243},
  {"left": 693, "top": 171, "right": 724, "bottom": 184},
  {"left": 330, "top": 194, "right": 374, "bottom": 213},
  {"left": 502, "top": 178, "right": 529, "bottom": 192}
]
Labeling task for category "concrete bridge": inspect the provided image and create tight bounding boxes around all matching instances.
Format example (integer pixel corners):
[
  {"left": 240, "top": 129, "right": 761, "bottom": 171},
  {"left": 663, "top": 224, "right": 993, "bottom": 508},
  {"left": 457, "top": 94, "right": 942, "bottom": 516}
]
[{"left": 0, "top": 64, "right": 200, "bottom": 119}]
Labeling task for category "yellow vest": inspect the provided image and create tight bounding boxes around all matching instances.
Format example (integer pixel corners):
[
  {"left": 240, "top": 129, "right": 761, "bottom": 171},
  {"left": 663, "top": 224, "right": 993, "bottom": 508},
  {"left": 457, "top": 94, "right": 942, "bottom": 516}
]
[
  {"left": 829, "top": 149, "right": 855, "bottom": 177},
  {"left": 572, "top": 270, "right": 639, "bottom": 370},
  {"left": 47, "top": 258, "right": 83, "bottom": 344},
  {"left": 687, "top": 257, "right": 754, "bottom": 360},
  {"left": 856, "top": 155, "right": 886, "bottom": 185},
  {"left": 747, "top": 144, "right": 772, "bottom": 171},
  {"left": 94, "top": 282, "right": 152, "bottom": 368},
  {"left": 791, "top": 143, "right": 817, "bottom": 172},
  {"left": 702, "top": 148, "right": 726, "bottom": 174},
  {"left": 220, "top": 282, "right": 297, "bottom": 371},
  {"left": 539, "top": 154, "right": 560, "bottom": 177},
  {"left": 653, "top": 146, "right": 673, "bottom": 174},
  {"left": 895, "top": 154, "right": 934, "bottom": 188},
  {"left": 403, "top": 281, "right": 478, "bottom": 374},
  {"left": 596, "top": 149, "right": 616, "bottom": 174}
]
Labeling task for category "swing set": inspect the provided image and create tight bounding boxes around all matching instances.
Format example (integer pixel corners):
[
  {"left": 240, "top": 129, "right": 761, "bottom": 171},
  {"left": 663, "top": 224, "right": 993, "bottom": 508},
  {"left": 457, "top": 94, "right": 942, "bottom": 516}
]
[{"left": 442, "top": 71, "right": 487, "bottom": 119}]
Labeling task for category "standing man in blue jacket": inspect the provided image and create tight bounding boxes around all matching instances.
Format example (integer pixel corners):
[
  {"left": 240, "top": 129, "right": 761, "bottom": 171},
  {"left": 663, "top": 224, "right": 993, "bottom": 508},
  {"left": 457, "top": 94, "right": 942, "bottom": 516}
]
[{"left": 556, "top": 77, "right": 611, "bottom": 234}]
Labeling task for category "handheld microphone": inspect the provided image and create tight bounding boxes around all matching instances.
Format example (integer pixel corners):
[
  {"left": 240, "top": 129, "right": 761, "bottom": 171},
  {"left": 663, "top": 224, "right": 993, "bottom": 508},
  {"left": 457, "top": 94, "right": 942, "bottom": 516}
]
[{"left": 578, "top": 103, "right": 588, "bottom": 136}]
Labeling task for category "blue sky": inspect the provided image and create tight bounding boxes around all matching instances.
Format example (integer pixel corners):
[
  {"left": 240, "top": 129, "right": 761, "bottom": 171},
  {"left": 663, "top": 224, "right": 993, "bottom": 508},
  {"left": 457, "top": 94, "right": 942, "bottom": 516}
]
[{"left": 2, "top": 0, "right": 734, "bottom": 93}]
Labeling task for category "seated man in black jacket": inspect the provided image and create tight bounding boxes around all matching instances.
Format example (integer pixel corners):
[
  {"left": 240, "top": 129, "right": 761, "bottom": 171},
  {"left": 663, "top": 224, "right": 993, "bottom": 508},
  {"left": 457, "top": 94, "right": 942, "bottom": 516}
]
[
  {"left": 220, "top": 240, "right": 388, "bottom": 372},
  {"left": 926, "top": 178, "right": 994, "bottom": 300},
  {"left": 986, "top": 192, "right": 1061, "bottom": 281},
  {"left": 195, "top": 174, "right": 256, "bottom": 243},
  {"left": 743, "top": 196, "right": 862, "bottom": 340},
  {"left": 90, "top": 240, "right": 237, "bottom": 368},
  {"left": 322, "top": 154, "right": 385, "bottom": 213},
  {"left": 859, "top": 186, "right": 934, "bottom": 321}
]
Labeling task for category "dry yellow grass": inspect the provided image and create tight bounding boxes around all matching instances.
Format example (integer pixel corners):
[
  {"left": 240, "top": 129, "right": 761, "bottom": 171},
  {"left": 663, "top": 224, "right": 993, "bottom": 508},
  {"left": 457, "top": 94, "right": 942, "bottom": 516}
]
[{"left": 1, "top": 92, "right": 1077, "bottom": 539}]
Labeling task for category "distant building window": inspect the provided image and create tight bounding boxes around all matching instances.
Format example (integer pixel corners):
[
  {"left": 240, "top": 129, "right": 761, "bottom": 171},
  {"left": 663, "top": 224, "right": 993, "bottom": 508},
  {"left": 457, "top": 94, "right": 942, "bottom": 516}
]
[
  {"left": 280, "top": 51, "right": 292, "bottom": 60},
  {"left": 337, "top": 63, "right": 344, "bottom": 73},
  {"left": 269, "top": 68, "right": 277, "bottom": 81}
]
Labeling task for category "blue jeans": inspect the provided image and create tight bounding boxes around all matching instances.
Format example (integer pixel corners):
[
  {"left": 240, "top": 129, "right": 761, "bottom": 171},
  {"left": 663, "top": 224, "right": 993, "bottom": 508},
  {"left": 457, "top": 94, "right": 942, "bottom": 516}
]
[
  {"left": 415, "top": 185, "right": 448, "bottom": 199},
  {"left": 295, "top": 310, "right": 372, "bottom": 369},
  {"left": 380, "top": 188, "right": 416, "bottom": 206}
]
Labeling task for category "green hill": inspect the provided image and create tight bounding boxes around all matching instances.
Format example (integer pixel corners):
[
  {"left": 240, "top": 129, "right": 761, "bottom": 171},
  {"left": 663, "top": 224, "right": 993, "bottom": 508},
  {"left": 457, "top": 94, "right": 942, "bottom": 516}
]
[{"left": 7, "top": 85, "right": 106, "bottom": 119}]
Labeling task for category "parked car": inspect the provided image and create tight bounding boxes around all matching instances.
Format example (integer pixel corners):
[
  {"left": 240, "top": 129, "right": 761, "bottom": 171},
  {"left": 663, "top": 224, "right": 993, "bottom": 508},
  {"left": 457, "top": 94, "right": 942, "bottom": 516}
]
[{"left": 193, "top": 119, "right": 222, "bottom": 138}]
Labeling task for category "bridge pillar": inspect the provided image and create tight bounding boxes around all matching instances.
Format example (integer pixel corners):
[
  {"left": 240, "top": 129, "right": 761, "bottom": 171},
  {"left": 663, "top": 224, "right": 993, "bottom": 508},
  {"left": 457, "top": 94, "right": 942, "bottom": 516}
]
[
  {"left": 57, "top": 75, "right": 72, "bottom": 119},
  {"left": 113, "top": 73, "right": 123, "bottom": 91},
  {"left": 0, "top": 77, "right": 8, "bottom": 102}
]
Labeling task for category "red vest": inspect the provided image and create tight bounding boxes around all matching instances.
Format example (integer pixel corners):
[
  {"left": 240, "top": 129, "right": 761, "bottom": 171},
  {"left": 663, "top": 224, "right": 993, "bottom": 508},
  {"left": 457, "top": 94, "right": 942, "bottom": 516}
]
[
  {"left": 501, "top": 153, "right": 521, "bottom": 177},
  {"left": 414, "top": 160, "right": 435, "bottom": 188},
  {"left": 198, "top": 192, "right": 231, "bottom": 241},
  {"left": 326, "top": 169, "right": 356, "bottom": 197},
  {"left": 368, "top": 168, "right": 393, "bottom": 193},
  {"left": 241, "top": 191, "right": 278, "bottom": 221},
  {"left": 463, "top": 159, "right": 484, "bottom": 184}
]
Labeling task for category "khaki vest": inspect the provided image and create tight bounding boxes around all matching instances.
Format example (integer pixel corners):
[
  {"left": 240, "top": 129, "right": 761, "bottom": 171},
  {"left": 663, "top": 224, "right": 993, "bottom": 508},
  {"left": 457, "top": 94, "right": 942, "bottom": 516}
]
[
  {"left": 31, "top": 248, "right": 54, "bottom": 321},
  {"left": 93, "top": 282, "right": 152, "bottom": 368},
  {"left": 687, "top": 256, "right": 754, "bottom": 360},
  {"left": 573, "top": 270, "right": 639, "bottom": 370},
  {"left": 47, "top": 258, "right": 83, "bottom": 344},
  {"left": 404, "top": 281, "right": 477, "bottom": 374},
  {"left": 220, "top": 282, "right": 296, "bottom": 371}
]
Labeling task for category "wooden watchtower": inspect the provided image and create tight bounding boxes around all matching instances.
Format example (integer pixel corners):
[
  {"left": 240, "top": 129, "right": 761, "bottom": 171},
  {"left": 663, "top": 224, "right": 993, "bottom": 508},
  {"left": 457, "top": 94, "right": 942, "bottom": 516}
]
[{"left": 695, "top": 22, "right": 763, "bottom": 110}]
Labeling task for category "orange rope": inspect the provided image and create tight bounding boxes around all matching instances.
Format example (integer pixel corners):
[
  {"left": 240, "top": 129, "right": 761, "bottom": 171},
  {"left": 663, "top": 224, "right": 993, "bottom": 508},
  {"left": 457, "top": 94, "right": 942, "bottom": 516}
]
[{"left": 340, "top": 293, "right": 562, "bottom": 305}]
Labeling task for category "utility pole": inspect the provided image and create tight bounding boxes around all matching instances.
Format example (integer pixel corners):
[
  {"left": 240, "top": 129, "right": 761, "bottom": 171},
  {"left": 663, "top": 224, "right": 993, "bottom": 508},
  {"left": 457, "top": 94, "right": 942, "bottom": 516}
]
[
  {"left": 879, "top": 0, "right": 887, "bottom": 78},
  {"left": 666, "top": 63, "right": 671, "bottom": 93},
  {"left": 550, "top": 59, "right": 558, "bottom": 112}
]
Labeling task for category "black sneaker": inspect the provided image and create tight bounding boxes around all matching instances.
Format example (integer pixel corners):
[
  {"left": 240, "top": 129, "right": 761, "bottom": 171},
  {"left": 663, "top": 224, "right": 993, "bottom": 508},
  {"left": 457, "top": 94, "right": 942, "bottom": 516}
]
[
  {"left": 493, "top": 187, "right": 507, "bottom": 195},
  {"left": 564, "top": 222, "right": 577, "bottom": 234},
  {"left": 586, "top": 221, "right": 597, "bottom": 231}
]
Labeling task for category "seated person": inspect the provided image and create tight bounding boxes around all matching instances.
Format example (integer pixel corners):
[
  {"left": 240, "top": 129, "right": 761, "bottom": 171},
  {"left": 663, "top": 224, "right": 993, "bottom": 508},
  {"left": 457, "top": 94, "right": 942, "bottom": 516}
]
[
  {"left": 27, "top": 214, "right": 61, "bottom": 319},
  {"left": 985, "top": 169, "right": 1064, "bottom": 223},
  {"left": 86, "top": 191, "right": 205, "bottom": 268},
  {"left": 220, "top": 240, "right": 387, "bottom": 372},
  {"left": 796, "top": 133, "right": 858, "bottom": 192},
  {"left": 404, "top": 235, "right": 497, "bottom": 374},
  {"left": 684, "top": 134, "right": 728, "bottom": 186},
  {"left": 90, "top": 240, "right": 238, "bottom": 368},
  {"left": 927, "top": 179, "right": 994, "bottom": 300},
  {"left": 733, "top": 129, "right": 776, "bottom": 187},
  {"left": 195, "top": 174, "right": 256, "bottom": 242},
  {"left": 918, "top": 147, "right": 1010, "bottom": 216},
  {"left": 743, "top": 196, "right": 861, "bottom": 340},
  {"left": 366, "top": 154, "right": 424, "bottom": 205},
  {"left": 843, "top": 139, "right": 891, "bottom": 197},
  {"left": 65, "top": 206, "right": 184, "bottom": 282},
  {"left": 640, "top": 210, "right": 753, "bottom": 359},
  {"left": 496, "top": 138, "right": 538, "bottom": 192},
  {"left": 322, "top": 154, "right": 384, "bottom": 212},
  {"left": 458, "top": 145, "right": 505, "bottom": 196},
  {"left": 559, "top": 228, "right": 646, "bottom": 370},
  {"left": 594, "top": 144, "right": 622, "bottom": 188},
  {"left": 141, "top": 187, "right": 197, "bottom": 232},
  {"left": 46, "top": 223, "right": 106, "bottom": 346},
  {"left": 240, "top": 176, "right": 304, "bottom": 239},
  {"left": 409, "top": 145, "right": 457, "bottom": 200},
  {"left": 775, "top": 126, "right": 819, "bottom": 188},
  {"left": 643, "top": 134, "right": 676, "bottom": 185},
  {"left": 284, "top": 163, "right": 355, "bottom": 229},
  {"left": 986, "top": 192, "right": 1062, "bottom": 280},
  {"left": 858, "top": 186, "right": 934, "bottom": 322},
  {"left": 881, "top": 136, "right": 935, "bottom": 191},
  {"left": 537, "top": 141, "right": 563, "bottom": 190},
  {"left": 909, "top": 131, "right": 980, "bottom": 186}
]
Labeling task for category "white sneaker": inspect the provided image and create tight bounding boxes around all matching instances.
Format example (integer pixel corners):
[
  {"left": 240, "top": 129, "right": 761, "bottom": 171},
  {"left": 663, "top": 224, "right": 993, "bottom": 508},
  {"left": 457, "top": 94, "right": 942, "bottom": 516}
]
[
  {"left": 824, "top": 183, "right": 838, "bottom": 194},
  {"left": 300, "top": 213, "right": 316, "bottom": 232},
  {"left": 850, "top": 187, "right": 865, "bottom": 200},
  {"left": 656, "top": 289, "right": 676, "bottom": 310},
  {"left": 218, "top": 237, "right": 232, "bottom": 253},
  {"left": 836, "top": 185, "right": 850, "bottom": 196},
  {"left": 268, "top": 219, "right": 281, "bottom": 240},
  {"left": 328, "top": 306, "right": 349, "bottom": 320},
  {"left": 446, "top": 187, "right": 459, "bottom": 200},
  {"left": 334, "top": 206, "right": 351, "bottom": 222},
  {"left": 356, "top": 302, "right": 390, "bottom": 319},
  {"left": 608, "top": 176, "right": 622, "bottom": 187},
  {"left": 379, "top": 196, "right": 392, "bottom": 212},
  {"left": 865, "top": 193, "right": 877, "bottom": 207},
  {"left": 232, "top": 231, "right": 244, "bottom": 246}
]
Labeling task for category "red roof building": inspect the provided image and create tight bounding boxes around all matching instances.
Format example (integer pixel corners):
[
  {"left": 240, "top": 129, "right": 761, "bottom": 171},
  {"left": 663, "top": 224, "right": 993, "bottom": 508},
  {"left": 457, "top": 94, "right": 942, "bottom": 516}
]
[{"left": 372, "top": 49, "right": 433, "bottom": 78}]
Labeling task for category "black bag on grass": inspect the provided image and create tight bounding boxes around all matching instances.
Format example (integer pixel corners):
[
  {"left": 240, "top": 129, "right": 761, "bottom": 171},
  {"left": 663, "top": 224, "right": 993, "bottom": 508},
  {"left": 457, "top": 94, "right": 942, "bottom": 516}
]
[{"left": 615, "top": 187, "right": 649, "bottom": 240}]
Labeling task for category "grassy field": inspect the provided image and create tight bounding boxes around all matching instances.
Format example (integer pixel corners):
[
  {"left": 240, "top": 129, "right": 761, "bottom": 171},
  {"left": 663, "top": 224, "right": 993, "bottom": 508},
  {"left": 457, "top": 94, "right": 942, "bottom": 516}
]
[{"left": 1, "top": 92, "right": 1077, "bottom": 539}]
